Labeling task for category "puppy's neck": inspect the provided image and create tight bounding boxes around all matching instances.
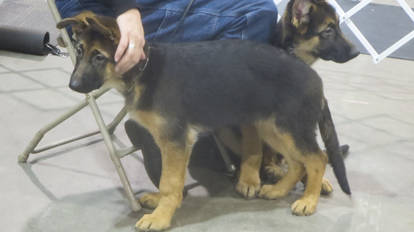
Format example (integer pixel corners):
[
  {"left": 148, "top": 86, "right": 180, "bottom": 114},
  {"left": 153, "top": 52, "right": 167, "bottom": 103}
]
[
  {"left": 273, "top": 18, "right": 318, "bottom": 65},
  {"left": 118, "top": 44, "right": 151, "bottom": 94}
]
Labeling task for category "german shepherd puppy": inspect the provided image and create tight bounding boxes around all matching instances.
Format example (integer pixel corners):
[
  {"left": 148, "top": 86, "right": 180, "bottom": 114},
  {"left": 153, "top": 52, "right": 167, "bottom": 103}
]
[
  {"left": 57, "top": 7, "right": 351, "bottom": 231},
  {"left": 217, "top": 0, "right": 359, "bottom": 199}
]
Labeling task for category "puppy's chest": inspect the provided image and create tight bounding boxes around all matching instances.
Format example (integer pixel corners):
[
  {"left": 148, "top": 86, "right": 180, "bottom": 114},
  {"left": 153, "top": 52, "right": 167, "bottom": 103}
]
[
  {"left": 125, "top": 85, "right": 162, "bottom": 131},
  {"left": 125, "top": 83, "right": 146, "bottom": 109}
]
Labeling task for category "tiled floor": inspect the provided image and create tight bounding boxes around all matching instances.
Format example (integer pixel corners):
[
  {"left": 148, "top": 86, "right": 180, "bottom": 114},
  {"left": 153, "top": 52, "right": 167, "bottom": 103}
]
[
  {"left": 1, "top": 48, "right": 414, "bottom": 232},
  {"left": 1, "top": 0, "right": 414, "bottom": 231}
]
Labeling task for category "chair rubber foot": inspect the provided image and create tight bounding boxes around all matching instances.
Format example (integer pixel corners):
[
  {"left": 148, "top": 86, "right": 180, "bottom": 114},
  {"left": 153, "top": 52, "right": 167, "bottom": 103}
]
[{"left": 18, "top": 154, "right": 28, "bottom": 163}]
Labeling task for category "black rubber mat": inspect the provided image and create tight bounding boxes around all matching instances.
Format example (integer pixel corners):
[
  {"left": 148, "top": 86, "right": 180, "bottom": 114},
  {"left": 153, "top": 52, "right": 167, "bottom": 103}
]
[
  {"left": 337, "top": 0, "right": 414, "bottom": 61},
  {"left": 0, "top": 27, "right": 51, "bottom": 55}
]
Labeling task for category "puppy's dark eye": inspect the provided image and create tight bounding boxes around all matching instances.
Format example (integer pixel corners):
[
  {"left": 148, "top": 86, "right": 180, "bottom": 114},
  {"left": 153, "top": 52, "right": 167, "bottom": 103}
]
[
  {"left": 320, "top": 27, "right": 335, "bottom": 39},
  {"left": 95, "top": 53, "right": 106, "bottom": 61},
  {"left": 92, "top": 52, "right": 108, "bottom": 65}
]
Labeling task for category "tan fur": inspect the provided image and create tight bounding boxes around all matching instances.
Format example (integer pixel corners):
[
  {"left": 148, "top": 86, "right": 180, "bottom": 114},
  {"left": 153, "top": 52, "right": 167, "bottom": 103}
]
[
  {"left": 236, "top": 125, "right": 263, "bottom": 199},
  {"left": 139, "top": 192, "right": 161, "bottom": 209},
  {"left": 262, "top": 148, "right": 286, "bottom": 180},
  {"left": 291, "top": 151, "right": 327, "bottom": 215},
  {"left": 134, "top": 115, "right": 197, "bottom": 230},
  {"left": 102, "top": 62, "right": 125, "bottom": 90},
  {"left": 130, "top": 107, "right": 200, "bottom": 229},
  {"left": 239, "top": 118, "right": 327, "bottom": 215},
  {"left": 129, "top": 111, "right": 165, "bottom": 140},
  {"left": 293, "top": 36, "right": 320, "bottom": 65}
]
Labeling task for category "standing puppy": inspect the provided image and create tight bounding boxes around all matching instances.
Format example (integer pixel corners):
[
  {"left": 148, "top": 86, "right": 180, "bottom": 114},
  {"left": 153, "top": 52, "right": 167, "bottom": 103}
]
[
  {"left": 58, "top": 10, "right": 351, "bottom": 231},
  {"left": 217, "top": 0, "right": 358, "bottom": 200}
]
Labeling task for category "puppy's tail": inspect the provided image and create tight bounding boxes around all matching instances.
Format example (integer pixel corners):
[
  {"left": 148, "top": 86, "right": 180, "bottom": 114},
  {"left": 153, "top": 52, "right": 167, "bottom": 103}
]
[{"left": 319, "top": 98, "right": 351, "bottom": 195}]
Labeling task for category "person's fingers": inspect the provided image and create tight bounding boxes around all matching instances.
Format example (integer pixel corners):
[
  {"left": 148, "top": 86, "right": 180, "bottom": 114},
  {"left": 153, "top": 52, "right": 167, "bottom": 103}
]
[
  {"left": 115, "top": 33, "right": 128, "bottom": 62},
  {"left": 114, "top": 9, "right": 146, "bottom": 74},
  {"left": 115, "top": 42, "right": 144, "bottom": 74},
  {"left": 140, "top": 50, "right": 146, "bottom": 60}
]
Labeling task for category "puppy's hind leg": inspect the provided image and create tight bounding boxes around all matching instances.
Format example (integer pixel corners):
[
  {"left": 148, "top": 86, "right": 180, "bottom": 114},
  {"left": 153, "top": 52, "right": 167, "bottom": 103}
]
[
  {"left": 236, "top": 125, "right": 262, "bottom": 199},
  {"left": 256, "top": 121, "right": 305, "bottom": 199},
  {"left": 291, "top": 150, "right": 327, "bottom": 216},
  {"left": 136, "top": 130, "right": 196, "bottom": 231}
]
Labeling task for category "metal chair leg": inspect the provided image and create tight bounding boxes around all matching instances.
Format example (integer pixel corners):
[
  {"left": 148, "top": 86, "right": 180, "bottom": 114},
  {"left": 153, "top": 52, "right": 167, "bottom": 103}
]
[
  {"left": 18, "top": 0, "right": 142, "bottom": 212},
  {"left": 212, "top": 135, "right": 236, "bottom": 174},
  {"left": 87, "top": 95, "right": 141, "bottom": 212},
  {"left": 18, "top": 88, "right": 109, "bottom": 162}
]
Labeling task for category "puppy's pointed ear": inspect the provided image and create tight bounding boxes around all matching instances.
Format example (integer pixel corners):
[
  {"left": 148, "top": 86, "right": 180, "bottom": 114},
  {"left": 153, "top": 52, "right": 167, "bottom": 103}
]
[
  {"left": 56, "top": 11, "right": 95, "bottom": 36},
  {"left": 57, "top": 17, "right": 87, "bottom": 38},
  {"left": 291, "top": 0, "right": 314, "bottom": 34},
  {"left": 56, "top": 18, "right": 81, "bottom": 29},
  {"left": 56, "top": 11, "right": 100, "bottom": 37},
  {"left": 85, "top": 15, "right": 120, "bottom": 44}
]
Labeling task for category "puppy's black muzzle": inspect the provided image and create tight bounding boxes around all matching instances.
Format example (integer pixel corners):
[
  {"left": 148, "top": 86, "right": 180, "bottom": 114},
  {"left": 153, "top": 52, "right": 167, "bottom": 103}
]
[
  {"left": 333, "top": 36, "right": 360, "bottom": 63},
  {"left": 348, "top": 46, "right": 360, "bottom": 60},
  {"left": 69, "top": 73, "right": 103, "bottom": 93},
  {"left": 338, "top": 46, "right": 360, "bottom": 63},
  {"left": 322, "top": 44, "right": 360, "bottom": 63}
]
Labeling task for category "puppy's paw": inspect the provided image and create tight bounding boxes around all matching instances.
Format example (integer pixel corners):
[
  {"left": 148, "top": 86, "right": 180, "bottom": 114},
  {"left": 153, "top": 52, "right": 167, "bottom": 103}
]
[
  {"left": 263, "top": 163, "right": 285, "bottom": 181},
  {"left": 291, "top": 197, "right": 318, "bottom": 216},
  {"left": 139, "top": 192, "right": 161, "bottom": 209},
  {"left": 236, "top": 178, "right": 261, "bottom": 199},
  {"left": 258, "top": 184, "right": 289, "bottom": 199},
  {"left": 136, "top": 213, "right": 171, "bottom": 231},
  {"left": 321, "top": 178, "right": 333, "bottom": 195}
]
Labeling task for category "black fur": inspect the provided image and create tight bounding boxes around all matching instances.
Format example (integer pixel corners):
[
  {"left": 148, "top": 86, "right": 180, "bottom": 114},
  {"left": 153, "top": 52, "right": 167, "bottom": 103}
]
[
  {"left": 319, "top": 99, "right": 350, "bottom": 194},
  {"left": 126, "top": 41, "right": 322, "bottom": 151},
  {"left": 63, "top": 13, "right": 351, "bottom": 195},
  {"left": 123, "top": 40, "right": 350, "bottom": 193}
]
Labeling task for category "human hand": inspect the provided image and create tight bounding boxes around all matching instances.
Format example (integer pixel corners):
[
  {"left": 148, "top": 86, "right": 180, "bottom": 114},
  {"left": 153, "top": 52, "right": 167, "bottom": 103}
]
[{"left": 115, "top": 9, "right": 146, "bottom": 74}]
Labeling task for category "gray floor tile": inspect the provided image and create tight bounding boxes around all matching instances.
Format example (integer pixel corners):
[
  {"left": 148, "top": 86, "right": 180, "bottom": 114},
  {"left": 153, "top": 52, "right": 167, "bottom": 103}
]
[
  {"left": 23, "top": 69, "right": 70, "bottom": 88},
  {"left": 361, "top": 115, "right": 414, "bottom": 139},
  {"left": 11, "top": 88, "right": 78, "bottom": 111},
  {"left": 1, "top": 48, "right": 414, "bottom": 232},
  {"left": 0, "top": 72, "right": 44, "bottom": 92},
  {"left": 0, "top": 50, "right": 72, "bottom": 72},
  {"left": 0, "top": 66, "right": 8, "bottom": 73}
]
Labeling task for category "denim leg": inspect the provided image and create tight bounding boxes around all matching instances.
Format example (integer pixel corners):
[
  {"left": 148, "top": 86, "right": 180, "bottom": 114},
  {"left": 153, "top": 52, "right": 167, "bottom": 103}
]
[
  {"left": 55, "top": 0, "right": 278, "bottom": 44},
  {"left": 139, "top": 0, "right": 278, "bottom": 43},
  {"left": 55, "top": 0, "right": 115, "bottom": 19},
  {"left": 55, "top": 0, "right": 115, "bottom": 35}
]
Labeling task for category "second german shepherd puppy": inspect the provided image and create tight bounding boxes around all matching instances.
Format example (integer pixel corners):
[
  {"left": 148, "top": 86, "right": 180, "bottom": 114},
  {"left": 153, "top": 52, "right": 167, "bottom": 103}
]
[
  {"left": 58, "top": 9, "right": 351, "bottom": 231},
  {"left": 217, "top": 0, "right": 358, "bottom": 200}
]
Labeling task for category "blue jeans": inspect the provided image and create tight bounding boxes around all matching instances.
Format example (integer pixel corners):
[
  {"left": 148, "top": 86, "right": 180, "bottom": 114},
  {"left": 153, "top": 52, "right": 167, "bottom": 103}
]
[{"left": 56, "top": 0, "right": 278, "bottom": 43}]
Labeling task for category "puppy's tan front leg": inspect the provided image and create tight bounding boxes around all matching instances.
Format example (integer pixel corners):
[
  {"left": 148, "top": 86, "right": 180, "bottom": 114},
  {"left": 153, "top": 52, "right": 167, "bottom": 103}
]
[
  {"left": 136, "top": 139, "right": 192, "bottom": 231},
  {"left": 291, "top": 151, "right": 327, "bottom": 216},
  {"left": 236, "top": 125, "right": 262, "bottom": 199}
]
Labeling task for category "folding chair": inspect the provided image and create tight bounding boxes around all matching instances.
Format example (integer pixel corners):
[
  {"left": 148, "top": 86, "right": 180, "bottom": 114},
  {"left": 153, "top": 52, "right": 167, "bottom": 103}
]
[{"left": 18, "top": 0, "right": 141, "bottom": 212}]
